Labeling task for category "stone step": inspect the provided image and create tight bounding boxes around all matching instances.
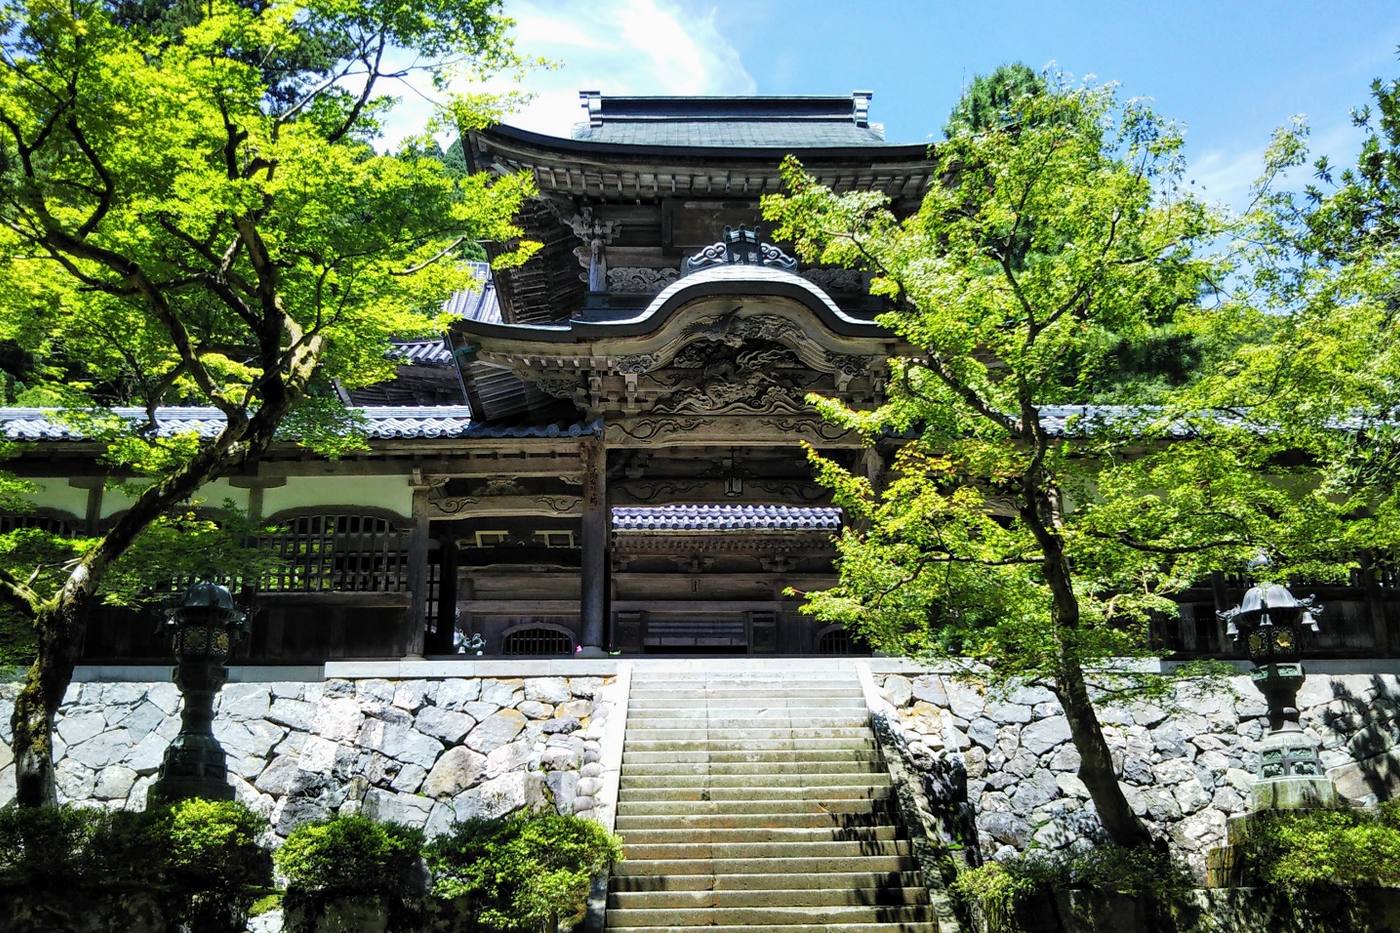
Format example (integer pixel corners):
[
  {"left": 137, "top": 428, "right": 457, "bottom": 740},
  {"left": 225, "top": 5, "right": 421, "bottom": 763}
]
[
  {"left": 607, "top": 918, "right": 935, "bottom": 924},
  {"left": 608, "top": 905, "right": 933, "bottom": 928},
  {"left": 608, "top": 886, "right": 929, "bottom": 910},
  {"left": 627, "top": 712, "right": 870, "bottom": 726},
  {"left": 632, "top": 694, "right": 868, "bottom": 708},
  {"left": 626, "top": 710, "right": 868, "bottom": 722},
  {"left": 623, "top": 738, "right": 876, "bottom": 754},
  {"left": 630, "top": 674, "right": 862, "bottom": 683},
  {"left": 622, "top": 749, "right": 882, "bottom": 765},
  {"left": 615, "top": 812, "right": 898, "bottom": 831},
  {"left": 620, "top": 785, "right": 893, "bottom": 803},
  {"left": 612, "top": 855, "right": 918, "bottom": 877},
  {"left": 621, "top": 760, "right": 881, "bottom": 777},
  {"left": 621, "top": 840, "right": 912, "bottom": 862},
  {"left": 628, "top": 684, "right": 864, "bottom": 694},
  {"left": 616, "top": 798, "right": 894, "bottom": 818},
  {"left": 628, "top": 689, "right": 866, "bottom": 701},
  {"left": 609, "top": 871, "right": 925, "bottom": 893},
  {"left": 624, "top": 727, "right": 873, "bottom": 741},
  {"left": 617, "top": 826, "right": 903, "bottom": 845},
  {"left": 620, "top": 772, "right": 891, "bottom": 791}
]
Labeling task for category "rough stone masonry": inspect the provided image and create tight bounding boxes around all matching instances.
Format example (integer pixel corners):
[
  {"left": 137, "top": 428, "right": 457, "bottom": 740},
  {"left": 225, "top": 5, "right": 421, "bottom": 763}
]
[
  {"left": 4, "top": 666, "right": 1400, "bottom": 876},
  {"left": 0, "top": 675, "right": 614, "bottom": 839},
  {"left": 872, "top": 669, "right": 1400, "bottom": 872}
]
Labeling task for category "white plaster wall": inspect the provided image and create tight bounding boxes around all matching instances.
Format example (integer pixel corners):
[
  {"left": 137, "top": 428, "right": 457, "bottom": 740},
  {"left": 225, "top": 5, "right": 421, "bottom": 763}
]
[
  {"left": 98, "top": 481, "right": 149, "bottom": 520},
  {"left": 263, "top": 475, "right": 413, "bottom": 520},
  {"left": 23, "top": 478, "right": 90, "bottom": 519}
]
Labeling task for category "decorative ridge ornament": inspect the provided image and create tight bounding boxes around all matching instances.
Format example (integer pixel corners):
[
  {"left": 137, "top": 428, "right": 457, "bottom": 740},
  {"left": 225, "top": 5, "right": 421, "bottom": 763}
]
[{"left": 684, "top": 225, "right": 798, "bottom": 275}]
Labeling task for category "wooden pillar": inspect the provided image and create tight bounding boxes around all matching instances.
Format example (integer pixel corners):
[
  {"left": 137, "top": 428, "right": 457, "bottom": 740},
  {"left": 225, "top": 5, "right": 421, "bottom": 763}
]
[
  {"left": 229, "top": 474, "right": 285, "bottom": 659},
  {"left": 1360, "top": 551, "right": 1391, "bottom": 656},
  {"left": 68, "top": 477, "right": 103, "bottom": 534},
  {"left": 428, "top": 531, "right": 459, "bottom": 655},
  {"left": 579, "top": 436, "right": 608, "bottom": 655},
  {"left": 1209, "top": 571, "right": 1235, "bottom": 658},
  {"left": 404, "top": 478, "right": 433, "bottom": 659}
]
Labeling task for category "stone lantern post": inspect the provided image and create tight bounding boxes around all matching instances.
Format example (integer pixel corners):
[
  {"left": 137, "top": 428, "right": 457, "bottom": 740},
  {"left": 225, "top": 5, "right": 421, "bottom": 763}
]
[
  {"left": 1216, "top": 566, "right": 1338, "bottom": 810},
  {"left": 149, "top": 581, "right": 247, "bottom": 803}
]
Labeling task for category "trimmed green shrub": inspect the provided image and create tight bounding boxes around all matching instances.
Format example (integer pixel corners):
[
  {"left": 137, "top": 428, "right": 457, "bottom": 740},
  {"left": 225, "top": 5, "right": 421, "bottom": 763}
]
[
  {"left": 276, "top": 814, "right": 425, "bottom": 896},
  {"left": 163, "top": 798, "right": 271, "bottom": 891},
  {"left": 0, "top": 799, "right": 271, "bottom": 933},
  {"left": 1239, "top": 808, "right": 1400, "bottom": 893},
  {"left": 0, "top": 804, "right": 106, "bottom": 885},
  {"left": 424, "top": 810, "right": 623, "bottom": 931},
  {"left": 277, "top": 815, "right": 426, "bottom": 933},
  {"left": 950, "top": 861, "right": 1032, "bottom": 933},
  {"left": 951, "top": 845, "right": 1192, "bottom": 933}
]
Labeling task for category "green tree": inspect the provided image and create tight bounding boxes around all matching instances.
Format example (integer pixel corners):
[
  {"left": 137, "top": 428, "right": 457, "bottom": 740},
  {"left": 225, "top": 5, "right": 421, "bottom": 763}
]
[
  {"left": 762, "top": 78, "right": 1368, "bottom": 849},
  {"left": 943, "top": 62, "right": 1046, "bottom": 137},
  {"left": 0, "top": 0, "right": 535, "bottom": 806}
]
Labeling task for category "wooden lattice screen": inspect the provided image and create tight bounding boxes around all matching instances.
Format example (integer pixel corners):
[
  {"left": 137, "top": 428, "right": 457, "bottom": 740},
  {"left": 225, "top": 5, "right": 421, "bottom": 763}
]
[
  {"left": 261, "top": 513, "right": 410, "bottom": 593},
  {"left": 816, "top": 627, "right": 856, "bottom": 655},
  {"left": 0, "top": 513, "right": 77, "bottom": 536},
  {"left": 502, "top": 626, "right": 574, "bottom": 656}
]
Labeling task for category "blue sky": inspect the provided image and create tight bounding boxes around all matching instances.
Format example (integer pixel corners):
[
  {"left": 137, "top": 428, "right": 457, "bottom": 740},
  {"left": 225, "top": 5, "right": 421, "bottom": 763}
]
[{"left": 384, "top": 1, "right": 1400, "bottom": 210}]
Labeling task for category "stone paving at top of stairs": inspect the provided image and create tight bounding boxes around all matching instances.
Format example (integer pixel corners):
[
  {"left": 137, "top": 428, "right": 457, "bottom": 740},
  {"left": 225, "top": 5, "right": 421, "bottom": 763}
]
[{"left": 605, "top": 667, "right": 945, "bottom": 933}]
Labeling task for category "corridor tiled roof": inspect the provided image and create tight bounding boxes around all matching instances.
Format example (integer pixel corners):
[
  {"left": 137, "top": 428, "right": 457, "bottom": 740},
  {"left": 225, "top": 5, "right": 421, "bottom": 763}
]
[
  {"left": 611, "top": 505, "right": 843, "bottom": 532},
  {"left": 0, "top": 407, "right": 600, "bottom": 441}
]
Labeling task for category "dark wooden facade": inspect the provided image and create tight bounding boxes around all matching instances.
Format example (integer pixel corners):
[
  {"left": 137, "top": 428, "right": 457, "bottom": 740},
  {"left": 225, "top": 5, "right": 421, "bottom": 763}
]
[{"left": 4, "top": 94, "right": 1399, "bottom": 663}]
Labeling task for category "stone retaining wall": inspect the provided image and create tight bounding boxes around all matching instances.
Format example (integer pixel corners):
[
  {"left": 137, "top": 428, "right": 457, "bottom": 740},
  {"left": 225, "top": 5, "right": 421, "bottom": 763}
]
[
  {"left": 870, "top": 669, "right": 1400, "bottom": 871},
  {"left": 0, "top": 675, "right": 616, "bottom": 840}
]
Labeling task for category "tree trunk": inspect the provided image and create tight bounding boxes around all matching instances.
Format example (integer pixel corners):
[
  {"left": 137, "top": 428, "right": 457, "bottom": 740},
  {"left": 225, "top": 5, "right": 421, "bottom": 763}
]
[
  {"left": 1054, "top": 652, "right": 1155, "bottom": 849},
  {"left": 7, "top": 422, "right": 258, "bottom": 805},
  {"left": 11, "top": 600, "right": 88, "bottom": 807},
  {"left": 1023, "top": 485, "right": 1155, "bottom": 850}
]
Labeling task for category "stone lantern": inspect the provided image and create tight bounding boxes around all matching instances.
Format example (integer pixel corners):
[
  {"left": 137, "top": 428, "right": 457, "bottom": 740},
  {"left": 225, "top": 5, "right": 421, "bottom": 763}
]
[
  {"left": 1216, "top": 564, "right": 1337, "bottom": 810},
  {"left": 149, "top": 581, "right": 247, "bottom": 803}
]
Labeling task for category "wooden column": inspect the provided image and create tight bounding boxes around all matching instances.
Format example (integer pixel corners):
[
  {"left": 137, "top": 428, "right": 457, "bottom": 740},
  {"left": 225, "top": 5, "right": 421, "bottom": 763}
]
[
  {"left": 578, "top": 436, "right": 608, "bottom": 655},
  {"left": 1360, "top": 552, "right": 1391, "bottom": 656},
  {"left": 428, "top": 531, "right": 459, "bottom": 655},
  {"left": 68, "top": 477, "right": 103, "bottom": 533},
  {"left": 229, "top": 475, "right": 285, "bottom": 659},
  {"left": 404, "top": 477, "right": 433, "bottom": 659}
]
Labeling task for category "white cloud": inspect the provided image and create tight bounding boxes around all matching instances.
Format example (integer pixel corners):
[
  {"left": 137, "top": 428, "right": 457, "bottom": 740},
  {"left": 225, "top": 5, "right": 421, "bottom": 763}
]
[
  {"left": 375, "top": 0, "right": 753, "bottom": 150},
  {"left": 1187, "top": 120, "right": 1363, "bottom": 213}
]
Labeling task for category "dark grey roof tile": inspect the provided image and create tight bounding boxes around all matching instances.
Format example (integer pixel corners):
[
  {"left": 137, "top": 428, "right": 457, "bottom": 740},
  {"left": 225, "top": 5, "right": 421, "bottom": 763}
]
[{"left": 0, "top": 407, "right": 600, "bottom": 442}]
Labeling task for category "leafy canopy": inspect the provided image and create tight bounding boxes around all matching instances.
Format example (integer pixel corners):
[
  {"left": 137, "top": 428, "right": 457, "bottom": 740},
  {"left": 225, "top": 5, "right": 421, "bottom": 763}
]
[
  {"left": 763, "top": 78, "right": 1370, "bottom": 687},
  {"left": 0, "top": 0, "right": 534, "bottom": 624}
]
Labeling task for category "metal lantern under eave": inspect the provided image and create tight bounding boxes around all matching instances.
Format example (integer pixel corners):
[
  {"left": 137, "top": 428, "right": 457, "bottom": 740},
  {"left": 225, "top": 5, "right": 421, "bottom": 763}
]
[{"left": 149, "top": 581, "right": 248, "bottom": 804}]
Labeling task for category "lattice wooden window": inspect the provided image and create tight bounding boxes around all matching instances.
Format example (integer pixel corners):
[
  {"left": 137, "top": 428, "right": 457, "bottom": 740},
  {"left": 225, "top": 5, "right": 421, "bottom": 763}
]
[
  {"left": 425, "top": 545, "right": 442, "bottom": 623},
  {"left": 533, "top": 530, "right": 575, "bottom": 549},
  {"left": 0, "top": 513, "right": 77, "bottom": 536},
  {"left": 470, "top": 530, "right": 510, "bottom": 548},
  {"left": 502, "top": 626, "right": 574, "bottom": 657},
  {"left": 261, "top": 513, "right": 409, "bottom": 593},
  {"left": 816, "top": 627, "right": 856, "bottom": 655}
]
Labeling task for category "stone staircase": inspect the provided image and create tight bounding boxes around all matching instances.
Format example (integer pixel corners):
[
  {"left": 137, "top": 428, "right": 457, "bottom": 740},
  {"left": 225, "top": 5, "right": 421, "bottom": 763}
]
[{"left": 606, "top": 667, "right": 939, "bottom": 932}]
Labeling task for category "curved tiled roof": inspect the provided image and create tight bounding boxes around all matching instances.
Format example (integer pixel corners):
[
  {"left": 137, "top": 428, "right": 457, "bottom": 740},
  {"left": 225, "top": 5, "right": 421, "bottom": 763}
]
[
  {"left": 612, "top": 504, "right": 842, "bottom": 532},
  {"left": 390, "top": 339, "right": 454, "bottom": 365},
  {"left": 0, "top": 407, "right": 600, "bottom": 441}
]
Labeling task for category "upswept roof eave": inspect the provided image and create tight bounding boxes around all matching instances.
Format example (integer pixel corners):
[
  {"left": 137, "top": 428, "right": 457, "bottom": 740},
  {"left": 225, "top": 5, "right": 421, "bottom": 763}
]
[{"left": 453, "top": 266, "right": 895, "bottom": 346}]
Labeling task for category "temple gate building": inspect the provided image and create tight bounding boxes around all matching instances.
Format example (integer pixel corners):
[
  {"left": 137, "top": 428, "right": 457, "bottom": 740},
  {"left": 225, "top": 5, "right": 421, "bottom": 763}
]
[{"left": 1, "top": 93, "right": 1396, "bottom": 664}]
